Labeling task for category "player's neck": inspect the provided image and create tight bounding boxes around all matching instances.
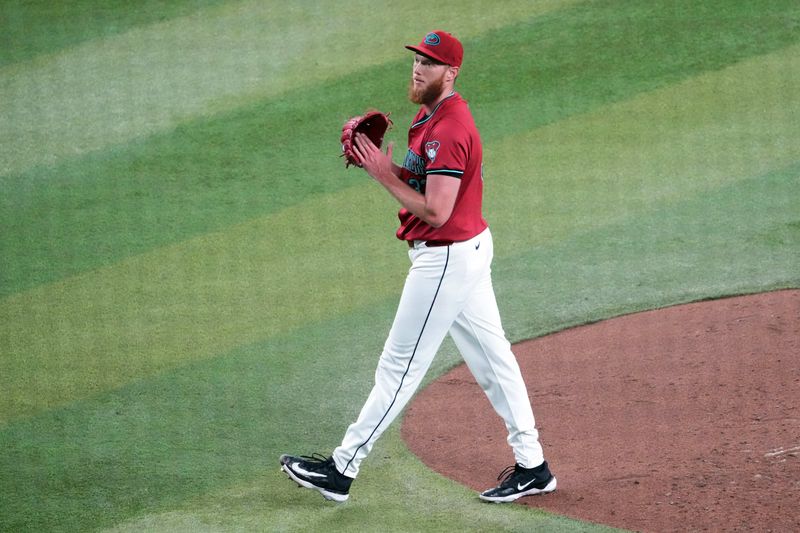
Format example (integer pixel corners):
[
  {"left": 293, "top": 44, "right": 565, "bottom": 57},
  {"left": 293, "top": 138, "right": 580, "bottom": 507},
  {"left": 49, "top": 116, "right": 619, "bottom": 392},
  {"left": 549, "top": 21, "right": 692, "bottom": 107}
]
[{"left": 422, "top": 90, "right": 456, "bottom": 115}]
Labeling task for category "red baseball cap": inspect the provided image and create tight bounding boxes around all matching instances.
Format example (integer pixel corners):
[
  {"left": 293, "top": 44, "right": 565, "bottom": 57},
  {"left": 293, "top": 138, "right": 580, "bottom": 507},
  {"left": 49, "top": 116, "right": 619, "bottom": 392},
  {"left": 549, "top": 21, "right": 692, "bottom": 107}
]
[{"left": 405, "top": 30, "right": 463, "bottom": 68}]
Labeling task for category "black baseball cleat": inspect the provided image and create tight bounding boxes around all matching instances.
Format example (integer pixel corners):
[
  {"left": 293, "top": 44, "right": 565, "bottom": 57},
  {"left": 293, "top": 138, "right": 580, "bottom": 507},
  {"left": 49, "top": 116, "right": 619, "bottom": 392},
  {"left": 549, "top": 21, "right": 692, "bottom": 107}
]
[
  {"left": 479, "top": 461, "right": 557, "bottom": 503},
  {"left": 279, "top": 453, "right": 352, "bottom": 502}
]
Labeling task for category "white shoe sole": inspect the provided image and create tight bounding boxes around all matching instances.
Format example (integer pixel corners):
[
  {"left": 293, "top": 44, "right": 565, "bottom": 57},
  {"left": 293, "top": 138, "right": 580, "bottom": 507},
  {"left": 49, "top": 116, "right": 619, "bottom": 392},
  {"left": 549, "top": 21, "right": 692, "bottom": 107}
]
[
  {"left": 281, "top": 463, "right": 349, "bottom": 502},
  {"left": 479, "top": 476, "right": 557, "bottom": 503}
]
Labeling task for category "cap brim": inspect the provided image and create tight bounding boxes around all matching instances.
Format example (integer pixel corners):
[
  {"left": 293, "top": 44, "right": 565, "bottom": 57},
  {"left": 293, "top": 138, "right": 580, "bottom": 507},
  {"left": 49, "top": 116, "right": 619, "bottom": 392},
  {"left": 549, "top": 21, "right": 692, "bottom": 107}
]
[{"left": 405, "top": 45, "right": 448, "bottom": 65}]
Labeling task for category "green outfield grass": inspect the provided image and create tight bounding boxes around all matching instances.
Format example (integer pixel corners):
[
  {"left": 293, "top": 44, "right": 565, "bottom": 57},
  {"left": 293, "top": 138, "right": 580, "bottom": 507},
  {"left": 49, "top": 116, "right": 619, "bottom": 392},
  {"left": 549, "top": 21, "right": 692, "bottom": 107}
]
[{"left": 1, "top": 0, "right": 799, "bottom": 531}]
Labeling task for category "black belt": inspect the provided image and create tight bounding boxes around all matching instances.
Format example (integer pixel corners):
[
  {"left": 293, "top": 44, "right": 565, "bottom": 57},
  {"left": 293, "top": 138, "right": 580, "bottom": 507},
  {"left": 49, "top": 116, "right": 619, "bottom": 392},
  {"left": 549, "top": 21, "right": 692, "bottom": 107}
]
[{"left": 407, "top": 239, "right": 454, "bottom": 248}]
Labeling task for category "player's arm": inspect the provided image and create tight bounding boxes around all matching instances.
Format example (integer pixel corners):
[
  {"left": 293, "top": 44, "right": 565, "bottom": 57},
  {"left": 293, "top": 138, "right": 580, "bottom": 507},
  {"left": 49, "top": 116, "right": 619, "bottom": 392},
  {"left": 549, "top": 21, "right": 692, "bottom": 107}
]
[
  {"left": 376, "top": 168, "right": 459, "bottom": 228},
  {"left": 353, "top": 133, "right": 458, "bottom": 227}
]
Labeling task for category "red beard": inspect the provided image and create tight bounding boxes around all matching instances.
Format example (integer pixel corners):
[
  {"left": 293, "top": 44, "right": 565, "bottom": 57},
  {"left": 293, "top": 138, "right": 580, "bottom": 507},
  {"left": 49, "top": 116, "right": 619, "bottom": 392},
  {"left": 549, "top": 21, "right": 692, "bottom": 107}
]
[{"left": 408, "top": 72, "right": 446, "bottom": 106}]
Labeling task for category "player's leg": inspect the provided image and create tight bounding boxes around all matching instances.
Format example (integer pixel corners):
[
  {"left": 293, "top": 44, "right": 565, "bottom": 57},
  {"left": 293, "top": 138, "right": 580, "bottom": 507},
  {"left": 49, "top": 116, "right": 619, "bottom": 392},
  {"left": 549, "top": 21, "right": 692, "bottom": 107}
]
[
  {"left": 281, "top": 248, "right": 461, "bottom": 500},
  {"left": 449, "top": 272, "right": 557, "bottom": 502},
  {"left": 331, "top": 244, "right": 476, "bottom": 479},
  {"left": 449, "top": 277, "right": 545, "bottom": 466},
  {"left": 447, "top": 229, "right": 547, "bottom": 467}
]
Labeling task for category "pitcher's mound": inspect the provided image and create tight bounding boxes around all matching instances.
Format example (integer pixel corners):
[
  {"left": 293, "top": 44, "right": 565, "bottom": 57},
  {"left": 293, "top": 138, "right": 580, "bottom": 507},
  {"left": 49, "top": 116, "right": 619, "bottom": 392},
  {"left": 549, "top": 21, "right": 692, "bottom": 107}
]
[{"left": 402, "top": 290, "right": 800, "bottom": 532}]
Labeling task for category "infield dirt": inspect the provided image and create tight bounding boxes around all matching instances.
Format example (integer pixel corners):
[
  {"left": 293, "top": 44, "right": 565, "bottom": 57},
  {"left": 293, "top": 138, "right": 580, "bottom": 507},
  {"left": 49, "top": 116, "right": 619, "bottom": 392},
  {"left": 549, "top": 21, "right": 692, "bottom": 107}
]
[{"left": 403, "top": 290, "right": 800, "bottom": 532}]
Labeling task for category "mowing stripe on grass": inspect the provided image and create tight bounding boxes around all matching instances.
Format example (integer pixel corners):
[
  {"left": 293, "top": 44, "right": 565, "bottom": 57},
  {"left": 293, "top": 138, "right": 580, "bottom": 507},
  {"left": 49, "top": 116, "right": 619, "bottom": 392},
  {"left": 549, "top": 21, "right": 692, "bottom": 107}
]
[
  {"left": 0, "top": 298, "right": 588, "bottom": 532},
  {"left": 494, "top": 161, "right": 800, "bottom": 342},
  {"left": 466, "top": 0, "right": 800, "bottom": 140},
  {"left": 486, "top": 42, "right": 800, "bottom": 253},
  {"left": 4, "top": 0, "right": 799, "bottom": 298},
  {"left": 0, "top": 0, "right": 579, "bottom": 178},
  {"left": 0, "top": 185, "right": 403, "bottom": 424},
  {"left": 0, "top": 0, "right": 228, "bottom": 67}
]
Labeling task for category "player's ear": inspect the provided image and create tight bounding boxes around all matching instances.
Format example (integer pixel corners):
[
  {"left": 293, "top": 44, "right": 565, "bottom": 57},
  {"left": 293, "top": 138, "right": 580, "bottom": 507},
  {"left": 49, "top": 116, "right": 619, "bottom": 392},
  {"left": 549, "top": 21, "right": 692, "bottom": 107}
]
[{"left": 447, "top": 66, "right": 459, "bottom": 83}]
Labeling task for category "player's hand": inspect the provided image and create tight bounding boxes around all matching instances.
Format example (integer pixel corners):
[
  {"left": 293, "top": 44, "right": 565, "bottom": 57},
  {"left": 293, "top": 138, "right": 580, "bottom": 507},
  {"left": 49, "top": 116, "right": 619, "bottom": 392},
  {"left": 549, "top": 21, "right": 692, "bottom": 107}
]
[{"left": 353, "top": 133, "right": 395, "bottom": 183}]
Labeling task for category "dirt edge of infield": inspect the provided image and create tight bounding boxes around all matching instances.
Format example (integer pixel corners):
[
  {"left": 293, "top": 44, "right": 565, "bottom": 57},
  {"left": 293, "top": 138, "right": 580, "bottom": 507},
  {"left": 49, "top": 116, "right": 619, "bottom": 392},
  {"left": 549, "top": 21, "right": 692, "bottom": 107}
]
[{"left": 401, "top": 289, "right": 800, "bottom": 532}]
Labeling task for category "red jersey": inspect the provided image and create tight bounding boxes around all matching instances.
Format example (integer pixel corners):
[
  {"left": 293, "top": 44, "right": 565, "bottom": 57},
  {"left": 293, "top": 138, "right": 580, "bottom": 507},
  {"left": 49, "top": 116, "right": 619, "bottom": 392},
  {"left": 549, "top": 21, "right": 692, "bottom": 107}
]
[{"left": 396, "top": 92, "right": 488, "bottom": 243}]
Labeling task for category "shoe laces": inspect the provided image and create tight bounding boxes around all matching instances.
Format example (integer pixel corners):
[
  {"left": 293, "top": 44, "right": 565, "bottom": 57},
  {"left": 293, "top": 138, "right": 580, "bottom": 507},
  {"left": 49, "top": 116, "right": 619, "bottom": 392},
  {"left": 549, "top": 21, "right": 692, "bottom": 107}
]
[
  {"left": 495, "top": 463, "right": 526, "bottom": 486},
  {"left": 299, "top": 453, "right": 335, "bottom": 470}
]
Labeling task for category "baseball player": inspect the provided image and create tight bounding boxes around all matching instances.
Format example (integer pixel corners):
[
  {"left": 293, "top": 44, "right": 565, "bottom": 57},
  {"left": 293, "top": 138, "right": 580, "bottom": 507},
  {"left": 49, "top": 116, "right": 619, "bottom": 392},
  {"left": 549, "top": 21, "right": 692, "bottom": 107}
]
[{"left": 280, "top": 30, "right": 556, "bottom": 503}]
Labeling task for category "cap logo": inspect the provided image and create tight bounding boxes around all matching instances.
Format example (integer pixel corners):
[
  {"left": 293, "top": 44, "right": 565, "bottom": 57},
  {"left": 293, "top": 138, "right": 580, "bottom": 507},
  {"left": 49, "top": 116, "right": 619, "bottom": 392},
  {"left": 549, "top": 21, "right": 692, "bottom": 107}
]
[{"left": 424, "top": 33, "right": 440, "bottom": 46}]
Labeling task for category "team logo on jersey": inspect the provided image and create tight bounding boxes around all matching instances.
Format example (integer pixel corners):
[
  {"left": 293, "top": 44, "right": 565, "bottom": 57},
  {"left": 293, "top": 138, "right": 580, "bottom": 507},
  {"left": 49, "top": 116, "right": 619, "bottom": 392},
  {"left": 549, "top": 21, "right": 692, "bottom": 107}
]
[
  {"left": 425, "top": 141, "right": 440, "bottom": 162},
  {"left": 403, "top": 149, "right": 425, "bottom": 175},
  {"left": 424, "top": 33, "right": 440, "bottom": 46}
]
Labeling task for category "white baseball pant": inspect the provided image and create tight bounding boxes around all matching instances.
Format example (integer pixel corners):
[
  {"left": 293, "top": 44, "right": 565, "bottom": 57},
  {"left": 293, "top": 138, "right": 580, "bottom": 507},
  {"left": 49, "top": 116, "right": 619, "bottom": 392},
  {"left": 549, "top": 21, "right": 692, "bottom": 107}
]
[{"left": 332, "top": 228, "right": 545, "bottom": 478}]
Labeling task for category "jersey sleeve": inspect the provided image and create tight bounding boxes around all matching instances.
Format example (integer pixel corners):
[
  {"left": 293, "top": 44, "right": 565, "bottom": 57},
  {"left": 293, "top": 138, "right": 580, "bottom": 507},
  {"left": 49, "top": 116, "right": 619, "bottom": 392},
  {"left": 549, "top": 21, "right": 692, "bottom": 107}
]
[{"left": 424, "top": 119, "right": 470, "bottom": 179}]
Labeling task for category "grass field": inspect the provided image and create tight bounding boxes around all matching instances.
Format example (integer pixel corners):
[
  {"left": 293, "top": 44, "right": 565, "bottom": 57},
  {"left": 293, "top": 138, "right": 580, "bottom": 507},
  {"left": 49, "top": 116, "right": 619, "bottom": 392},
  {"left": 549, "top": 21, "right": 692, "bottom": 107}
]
[{"left": 1, "top": 1, "right": 799, "bottom": 531}]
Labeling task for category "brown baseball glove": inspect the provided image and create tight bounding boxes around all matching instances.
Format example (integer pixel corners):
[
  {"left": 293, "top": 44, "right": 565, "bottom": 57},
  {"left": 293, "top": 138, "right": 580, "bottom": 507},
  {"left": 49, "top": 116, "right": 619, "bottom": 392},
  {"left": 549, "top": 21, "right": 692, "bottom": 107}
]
[{"left": 340, "top": 110, "right": 392, "bottom": 168}]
